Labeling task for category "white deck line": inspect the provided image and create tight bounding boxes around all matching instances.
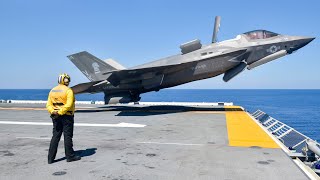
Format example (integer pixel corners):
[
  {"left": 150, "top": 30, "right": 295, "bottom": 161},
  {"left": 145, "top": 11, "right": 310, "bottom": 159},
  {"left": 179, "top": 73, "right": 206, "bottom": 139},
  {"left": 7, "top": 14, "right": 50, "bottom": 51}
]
[
  {"left": 16, "top": 137, "right": 52, "bottom": 140},
  {"left": 0, "top": 121, "right": 146, "bottom": 128},
  {"left": 138, "top": 142, "right": 205, "bottom": 146}
]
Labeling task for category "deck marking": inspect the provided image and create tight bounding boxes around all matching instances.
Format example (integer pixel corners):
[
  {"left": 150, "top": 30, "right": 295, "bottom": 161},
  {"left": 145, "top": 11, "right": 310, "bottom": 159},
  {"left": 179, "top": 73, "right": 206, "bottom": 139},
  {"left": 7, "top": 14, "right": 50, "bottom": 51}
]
[
  {"left": 138, "top": 142, "right": 205, "bottom": 146},
  {"left": 0, "top": 107, "right": 46, "bottom": 111},
  {"left": 225, "top": 109, "right": 279, "bottom": 148},
  {"left": 192, "top": 111, "right": 225, "bottom": 114},
  {"left": 16, "top": 137, "right": 52, "bottom": 140},
  {"left": 0, "top": 121, "right": 146, "bottom": 127}
]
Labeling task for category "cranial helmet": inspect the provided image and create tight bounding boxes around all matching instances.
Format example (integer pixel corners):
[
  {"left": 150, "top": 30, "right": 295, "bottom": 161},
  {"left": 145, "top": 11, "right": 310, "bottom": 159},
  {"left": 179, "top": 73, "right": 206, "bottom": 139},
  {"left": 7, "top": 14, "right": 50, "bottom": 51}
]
[{"left": 58, "top": 73, "right": 71, "bottom": 85}]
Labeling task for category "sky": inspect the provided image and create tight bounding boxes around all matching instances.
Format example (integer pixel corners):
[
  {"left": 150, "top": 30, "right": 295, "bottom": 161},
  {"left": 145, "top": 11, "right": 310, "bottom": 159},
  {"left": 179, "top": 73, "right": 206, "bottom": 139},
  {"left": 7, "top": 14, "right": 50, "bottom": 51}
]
[{"left": 0, "top": 0, "right": 319, "bottom": 89}]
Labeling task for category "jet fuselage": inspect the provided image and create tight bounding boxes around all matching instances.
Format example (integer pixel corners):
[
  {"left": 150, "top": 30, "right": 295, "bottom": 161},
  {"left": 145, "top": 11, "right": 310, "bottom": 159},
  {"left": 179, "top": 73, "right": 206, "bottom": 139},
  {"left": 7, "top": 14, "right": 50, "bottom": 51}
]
[{"left": 69, "top": 29, "right": 314, "bottom": 104}]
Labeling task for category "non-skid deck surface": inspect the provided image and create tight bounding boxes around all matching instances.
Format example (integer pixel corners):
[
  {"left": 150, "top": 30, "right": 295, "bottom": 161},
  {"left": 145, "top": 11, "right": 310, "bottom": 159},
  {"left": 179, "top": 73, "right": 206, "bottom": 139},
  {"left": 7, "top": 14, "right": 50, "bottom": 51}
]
[{"left": 0, "top": 104, "right": 307, "bottom": 179}]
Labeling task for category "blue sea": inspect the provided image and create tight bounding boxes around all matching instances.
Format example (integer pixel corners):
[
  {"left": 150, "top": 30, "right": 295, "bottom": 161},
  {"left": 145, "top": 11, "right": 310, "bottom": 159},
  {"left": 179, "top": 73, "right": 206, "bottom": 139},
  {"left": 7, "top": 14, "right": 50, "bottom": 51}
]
[{"left": 0, "top": 89, "right": 319, "bottom": 141}]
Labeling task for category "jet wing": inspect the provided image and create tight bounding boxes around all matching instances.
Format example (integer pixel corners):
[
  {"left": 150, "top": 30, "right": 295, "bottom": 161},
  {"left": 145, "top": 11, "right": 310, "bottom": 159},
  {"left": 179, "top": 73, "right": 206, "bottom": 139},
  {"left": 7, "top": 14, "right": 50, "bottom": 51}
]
[
  {"left": 104, "top": 63, "right": 191, "bottom": 86},
  {"left": 104, "top": 49, "right": 247, "bottom": 87}
]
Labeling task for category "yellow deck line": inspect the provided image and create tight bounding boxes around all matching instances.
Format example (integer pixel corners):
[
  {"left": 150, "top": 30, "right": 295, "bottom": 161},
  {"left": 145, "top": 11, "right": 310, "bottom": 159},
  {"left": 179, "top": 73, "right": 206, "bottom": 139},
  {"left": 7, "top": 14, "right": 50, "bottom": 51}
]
[{"left": 225, "top": 109, "right": 279, "bottom": 148}]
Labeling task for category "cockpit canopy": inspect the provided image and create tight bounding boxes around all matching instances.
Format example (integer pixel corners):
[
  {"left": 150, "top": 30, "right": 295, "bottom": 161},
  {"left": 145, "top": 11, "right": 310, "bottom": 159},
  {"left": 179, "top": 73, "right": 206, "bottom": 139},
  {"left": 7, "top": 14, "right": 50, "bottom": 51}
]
[{"left": 243, "top": 30, "right": 279, "bottom": 40}]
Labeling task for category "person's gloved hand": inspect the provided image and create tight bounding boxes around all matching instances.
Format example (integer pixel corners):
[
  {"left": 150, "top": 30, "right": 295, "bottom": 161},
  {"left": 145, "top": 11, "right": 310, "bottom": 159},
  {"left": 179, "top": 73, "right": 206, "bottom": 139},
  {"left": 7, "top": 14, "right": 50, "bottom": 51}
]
[{"left": 50, "top": 111, "right": 59, "bottom": 120}]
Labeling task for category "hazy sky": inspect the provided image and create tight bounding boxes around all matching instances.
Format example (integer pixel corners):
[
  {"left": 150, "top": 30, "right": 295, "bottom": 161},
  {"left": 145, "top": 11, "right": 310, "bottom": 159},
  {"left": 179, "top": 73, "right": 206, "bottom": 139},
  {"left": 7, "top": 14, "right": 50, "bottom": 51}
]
[{"left": 0, "top": 0, "right": 319, "bottom": 89}]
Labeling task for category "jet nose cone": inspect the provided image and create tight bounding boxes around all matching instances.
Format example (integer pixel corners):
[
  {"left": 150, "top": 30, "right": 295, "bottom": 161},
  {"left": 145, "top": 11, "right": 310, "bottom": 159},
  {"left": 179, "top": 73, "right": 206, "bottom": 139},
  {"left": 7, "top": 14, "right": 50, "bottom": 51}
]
[
  {"left": 287, "top": 36, "right": 315, "bottom": 54},
  {"left": 304, "top": 37, "right": 315, "bottom": 44},
  {"left": 298, "top": 37, "right": 315, "bottom": 47}
]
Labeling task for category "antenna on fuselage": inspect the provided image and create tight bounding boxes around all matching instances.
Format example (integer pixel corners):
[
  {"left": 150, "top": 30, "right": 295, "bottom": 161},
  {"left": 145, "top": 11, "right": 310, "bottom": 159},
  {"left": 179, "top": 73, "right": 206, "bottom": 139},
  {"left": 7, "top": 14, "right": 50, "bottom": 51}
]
[{"left": 212, "top": 16, "right": 221, "bottom": 43}]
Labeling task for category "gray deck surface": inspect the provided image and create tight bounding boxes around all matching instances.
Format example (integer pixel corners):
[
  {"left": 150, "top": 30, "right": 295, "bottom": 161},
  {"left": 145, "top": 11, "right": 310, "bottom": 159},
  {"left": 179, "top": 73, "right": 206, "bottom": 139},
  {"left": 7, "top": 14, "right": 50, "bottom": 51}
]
[{"left": 0, "top": 104, "right": 308, "bottom": 180}]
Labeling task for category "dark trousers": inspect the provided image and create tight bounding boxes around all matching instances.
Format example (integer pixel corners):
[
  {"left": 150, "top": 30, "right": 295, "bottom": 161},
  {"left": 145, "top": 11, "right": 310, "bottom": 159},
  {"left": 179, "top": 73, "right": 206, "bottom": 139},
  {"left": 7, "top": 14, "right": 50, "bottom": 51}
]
[{"left": 48, "top": 115, "right": 75, "bottom": 161}]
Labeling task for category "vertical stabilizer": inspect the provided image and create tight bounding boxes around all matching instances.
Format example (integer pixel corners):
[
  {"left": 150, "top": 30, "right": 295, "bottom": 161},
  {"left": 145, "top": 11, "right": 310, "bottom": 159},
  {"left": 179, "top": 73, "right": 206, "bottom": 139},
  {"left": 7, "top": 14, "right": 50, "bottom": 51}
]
[{"left": 67, "top": 51, "right": 120, "bottom": 81}]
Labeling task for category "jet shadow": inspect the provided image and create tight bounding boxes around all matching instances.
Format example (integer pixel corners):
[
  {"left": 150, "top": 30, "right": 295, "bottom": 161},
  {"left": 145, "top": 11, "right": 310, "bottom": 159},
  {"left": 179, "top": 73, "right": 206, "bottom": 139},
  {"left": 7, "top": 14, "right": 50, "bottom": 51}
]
[{"left": 75, "top": 105, "right": 242, "bottom": 116}]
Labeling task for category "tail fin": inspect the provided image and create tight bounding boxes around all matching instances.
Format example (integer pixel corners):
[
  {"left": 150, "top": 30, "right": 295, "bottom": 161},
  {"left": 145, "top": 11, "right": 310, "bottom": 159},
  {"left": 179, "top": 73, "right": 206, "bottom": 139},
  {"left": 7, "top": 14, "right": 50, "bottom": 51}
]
[{"left": 67, "top": 51, "right": 124, "bottom": 81}]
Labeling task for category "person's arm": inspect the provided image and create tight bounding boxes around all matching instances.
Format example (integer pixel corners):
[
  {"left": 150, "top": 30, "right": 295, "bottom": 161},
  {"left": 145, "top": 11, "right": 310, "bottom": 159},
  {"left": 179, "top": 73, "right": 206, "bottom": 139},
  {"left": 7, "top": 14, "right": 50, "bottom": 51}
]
[
  {"left": 46, "top": 92, "right": 55, "bottom": 114},
  {"left": 58, "top": 88, "right": 74, "bottom": 115}
]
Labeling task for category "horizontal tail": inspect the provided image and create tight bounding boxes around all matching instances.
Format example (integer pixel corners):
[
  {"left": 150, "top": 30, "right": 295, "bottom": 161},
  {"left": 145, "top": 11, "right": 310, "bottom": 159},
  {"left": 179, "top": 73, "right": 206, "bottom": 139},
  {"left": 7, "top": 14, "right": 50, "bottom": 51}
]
[
  {"left": 71, "top": 81, "right": 97, "bottom": 94},
  {"left": 67, "top": 51, "right": 125, "bottom": 81}
]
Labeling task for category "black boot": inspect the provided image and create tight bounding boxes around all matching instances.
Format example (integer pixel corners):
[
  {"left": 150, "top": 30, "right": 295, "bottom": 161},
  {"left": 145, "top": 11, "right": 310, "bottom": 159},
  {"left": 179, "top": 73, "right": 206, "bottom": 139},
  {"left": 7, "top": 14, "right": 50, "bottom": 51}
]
[
  {"left": 66, "top": 156, "right": 81, "bottom": 162},
  {"left": 48, "top": 159, "right": 55, "bottom": 164}
]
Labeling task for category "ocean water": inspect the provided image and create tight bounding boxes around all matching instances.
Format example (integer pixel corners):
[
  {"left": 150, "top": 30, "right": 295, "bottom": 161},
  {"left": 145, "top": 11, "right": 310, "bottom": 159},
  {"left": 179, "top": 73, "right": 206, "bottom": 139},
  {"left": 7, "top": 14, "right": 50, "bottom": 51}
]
[{"left": 0, "top": 89, "right": 319, "bottom": 141}]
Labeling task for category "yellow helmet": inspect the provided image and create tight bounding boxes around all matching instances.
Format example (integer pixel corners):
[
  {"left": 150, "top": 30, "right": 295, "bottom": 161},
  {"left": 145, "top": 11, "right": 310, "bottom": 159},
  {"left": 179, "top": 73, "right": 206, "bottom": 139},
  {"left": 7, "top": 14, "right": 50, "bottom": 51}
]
[{"left": 58, "top": 73, "right": 71, "bottom": 85}]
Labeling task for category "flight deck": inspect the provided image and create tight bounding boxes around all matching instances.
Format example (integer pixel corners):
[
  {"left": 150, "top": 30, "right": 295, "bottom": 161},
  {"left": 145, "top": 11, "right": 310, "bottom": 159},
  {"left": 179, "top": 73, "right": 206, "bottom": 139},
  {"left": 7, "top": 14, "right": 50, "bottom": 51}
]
[{"left": 0, "top": 102, "right": 313, "bottom": 179}]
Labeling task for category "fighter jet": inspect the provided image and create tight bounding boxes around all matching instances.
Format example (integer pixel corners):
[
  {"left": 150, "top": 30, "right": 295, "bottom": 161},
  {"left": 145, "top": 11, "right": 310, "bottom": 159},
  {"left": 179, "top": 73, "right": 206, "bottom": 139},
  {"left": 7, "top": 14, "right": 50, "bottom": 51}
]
[{"left": 68, "top": 16, "right": 314, "bottom": 104}]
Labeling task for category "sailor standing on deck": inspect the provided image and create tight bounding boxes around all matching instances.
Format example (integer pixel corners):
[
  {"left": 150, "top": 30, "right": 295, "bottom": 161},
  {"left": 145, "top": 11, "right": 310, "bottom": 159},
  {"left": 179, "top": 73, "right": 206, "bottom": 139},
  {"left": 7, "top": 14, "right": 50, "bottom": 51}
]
[{"left": 46, "top": 73, "right": 81, "bottom": 164}]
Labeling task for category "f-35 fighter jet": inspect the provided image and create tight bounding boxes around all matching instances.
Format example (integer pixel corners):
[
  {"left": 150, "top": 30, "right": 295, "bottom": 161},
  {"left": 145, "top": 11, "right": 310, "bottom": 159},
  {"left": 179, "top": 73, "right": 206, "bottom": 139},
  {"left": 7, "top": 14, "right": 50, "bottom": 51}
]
[{"left": 68, "top": 16, "right": 314, "bottom": 104}]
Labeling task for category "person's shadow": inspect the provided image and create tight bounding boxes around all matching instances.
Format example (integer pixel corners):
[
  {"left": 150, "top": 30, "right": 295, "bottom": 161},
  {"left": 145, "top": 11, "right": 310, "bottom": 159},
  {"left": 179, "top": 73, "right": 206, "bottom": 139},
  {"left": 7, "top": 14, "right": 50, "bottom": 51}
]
[{"left": 54, "top": 148, "right": 97, "bottom": 163}]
